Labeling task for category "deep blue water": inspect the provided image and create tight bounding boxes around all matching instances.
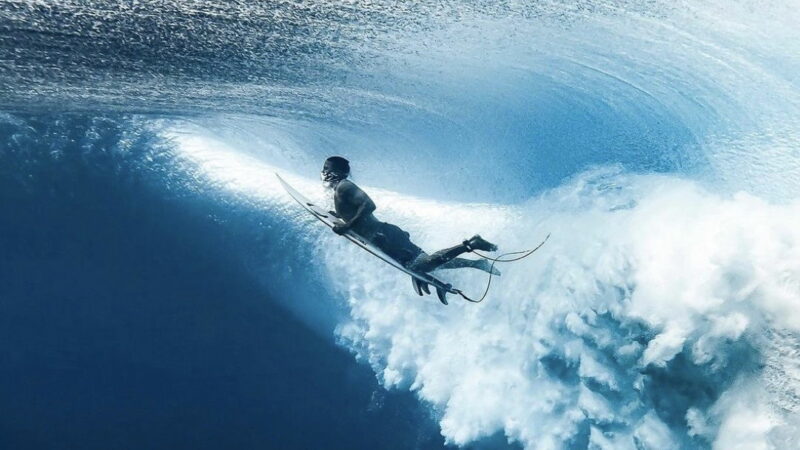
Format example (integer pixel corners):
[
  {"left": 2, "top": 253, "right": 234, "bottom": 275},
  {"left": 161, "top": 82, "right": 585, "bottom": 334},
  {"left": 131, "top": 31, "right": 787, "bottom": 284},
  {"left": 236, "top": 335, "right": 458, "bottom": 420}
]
[{"left": 0, "top": 116, "right": 445, "bottom": 449}]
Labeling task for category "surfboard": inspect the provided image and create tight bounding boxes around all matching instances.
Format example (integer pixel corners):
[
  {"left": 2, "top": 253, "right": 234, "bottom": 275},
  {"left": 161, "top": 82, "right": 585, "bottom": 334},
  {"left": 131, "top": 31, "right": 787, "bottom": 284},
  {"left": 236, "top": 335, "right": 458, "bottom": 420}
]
[{"left": 276, "top": 173, "right": 458, "bottom": 305}]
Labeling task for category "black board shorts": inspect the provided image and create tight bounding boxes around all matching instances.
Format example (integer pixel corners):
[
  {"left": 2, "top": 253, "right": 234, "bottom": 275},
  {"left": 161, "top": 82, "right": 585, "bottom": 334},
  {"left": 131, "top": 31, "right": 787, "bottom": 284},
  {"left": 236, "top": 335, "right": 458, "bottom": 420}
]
[{"left": 370, "top": 222, "right": 423, "bottom": 266}]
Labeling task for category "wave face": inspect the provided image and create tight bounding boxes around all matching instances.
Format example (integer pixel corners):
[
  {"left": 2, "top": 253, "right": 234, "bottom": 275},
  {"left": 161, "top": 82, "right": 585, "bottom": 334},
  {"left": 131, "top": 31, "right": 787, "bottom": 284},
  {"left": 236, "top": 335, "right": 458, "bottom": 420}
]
[
  {"left": 3, "top": 1, "right": 800, "bottom": 449},
  {"left": 175, "top": 138, "right": 800, "bottom": 449}
]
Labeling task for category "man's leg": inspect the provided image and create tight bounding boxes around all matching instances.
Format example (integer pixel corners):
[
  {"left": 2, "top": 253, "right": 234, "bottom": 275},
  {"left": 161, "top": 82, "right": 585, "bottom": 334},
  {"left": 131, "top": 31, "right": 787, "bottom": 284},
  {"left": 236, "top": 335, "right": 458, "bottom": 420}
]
[
  {"left": 408, "top": 235, "right": 498, "bottom": 273},
  {"left": 440, "top": 257, "right": 501, "bottom": 275},
  {"left": 409, "top": 244, "right": 469, "bottom": 273}
]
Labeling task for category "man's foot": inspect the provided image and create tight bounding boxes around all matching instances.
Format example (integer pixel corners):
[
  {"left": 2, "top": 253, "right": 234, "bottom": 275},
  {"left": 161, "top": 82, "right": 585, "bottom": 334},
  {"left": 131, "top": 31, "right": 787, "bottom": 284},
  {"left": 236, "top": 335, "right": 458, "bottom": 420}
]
[
  {"left": 464, "top": 235, "right": 498, "bottom": 252},
  {"left": 474, "top": 259, "right": 501, "bottom": 275}
]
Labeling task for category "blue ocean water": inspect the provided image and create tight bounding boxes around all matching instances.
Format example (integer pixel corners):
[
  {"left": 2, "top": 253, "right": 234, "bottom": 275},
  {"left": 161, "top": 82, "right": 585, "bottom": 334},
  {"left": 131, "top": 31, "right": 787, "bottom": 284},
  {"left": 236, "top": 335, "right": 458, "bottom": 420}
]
[
  {"left": 0, "top": 116, "right": 447, "bottom": 449},
  {"left": 2, "top": 2, "right": 800, "bottom": 449}
]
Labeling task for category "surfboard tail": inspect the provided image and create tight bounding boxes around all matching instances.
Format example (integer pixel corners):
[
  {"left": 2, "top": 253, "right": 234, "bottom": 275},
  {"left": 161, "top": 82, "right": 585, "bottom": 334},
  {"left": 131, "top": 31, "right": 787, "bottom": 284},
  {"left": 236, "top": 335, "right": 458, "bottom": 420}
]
[{"left": 413, "top": 278, "right": 445, "bottom": 304}]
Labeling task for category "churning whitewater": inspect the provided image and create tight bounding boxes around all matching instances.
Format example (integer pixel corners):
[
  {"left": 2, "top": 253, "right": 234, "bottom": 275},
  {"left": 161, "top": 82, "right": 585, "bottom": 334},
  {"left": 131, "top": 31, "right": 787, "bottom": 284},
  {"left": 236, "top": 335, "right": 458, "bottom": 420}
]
[
  {"left": 174, "top": 131, "right": 800, "bottom": 449},
  {"left": 3, "top": 0, "right": 800, "bottom": 448}
]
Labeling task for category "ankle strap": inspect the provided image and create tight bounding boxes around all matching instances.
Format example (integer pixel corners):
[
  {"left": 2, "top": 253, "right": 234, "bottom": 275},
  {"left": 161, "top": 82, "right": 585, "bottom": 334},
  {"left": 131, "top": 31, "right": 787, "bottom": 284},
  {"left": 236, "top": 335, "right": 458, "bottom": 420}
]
[{"left": 463, "top": 239, "right": 473, "bottom": 252}]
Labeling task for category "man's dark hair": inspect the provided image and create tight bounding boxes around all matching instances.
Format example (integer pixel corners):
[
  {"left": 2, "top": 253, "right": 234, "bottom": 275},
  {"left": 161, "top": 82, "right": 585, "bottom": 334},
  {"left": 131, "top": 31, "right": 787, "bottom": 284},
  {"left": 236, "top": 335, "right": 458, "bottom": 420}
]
[{"left": 325, "top": 156, "right": 350, "bottom": 175}]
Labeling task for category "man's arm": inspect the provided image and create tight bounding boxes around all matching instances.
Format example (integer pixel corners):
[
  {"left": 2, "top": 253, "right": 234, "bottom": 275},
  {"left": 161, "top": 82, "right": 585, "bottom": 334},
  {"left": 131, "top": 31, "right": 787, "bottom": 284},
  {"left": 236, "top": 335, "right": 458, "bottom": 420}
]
[{"left": 333, "top": 182, "right": 376, "bottom": 234}]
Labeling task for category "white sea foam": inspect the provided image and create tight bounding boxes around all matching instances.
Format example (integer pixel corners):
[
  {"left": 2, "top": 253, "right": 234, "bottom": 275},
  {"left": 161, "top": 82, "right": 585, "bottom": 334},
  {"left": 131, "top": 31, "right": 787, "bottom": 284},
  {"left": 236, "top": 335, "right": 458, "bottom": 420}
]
[
  {"left": 326, "top": 168, "right": 800, "bottom": 448},
  {"left": 174, "top": 132, "right": 800, "bottom": 448}
]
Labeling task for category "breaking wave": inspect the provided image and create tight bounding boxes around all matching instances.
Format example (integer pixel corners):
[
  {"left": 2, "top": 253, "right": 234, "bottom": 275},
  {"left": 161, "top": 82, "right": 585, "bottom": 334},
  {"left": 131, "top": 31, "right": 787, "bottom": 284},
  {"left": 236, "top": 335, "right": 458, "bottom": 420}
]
[{"left": 173, "top": 132, "right": 800, "bottom": 449}]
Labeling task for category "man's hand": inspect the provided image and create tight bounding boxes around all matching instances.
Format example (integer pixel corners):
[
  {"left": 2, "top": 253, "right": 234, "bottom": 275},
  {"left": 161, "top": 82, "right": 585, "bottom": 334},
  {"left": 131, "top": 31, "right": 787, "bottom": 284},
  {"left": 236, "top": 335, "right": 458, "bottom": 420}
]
[{"left": 332, "top": 223, "right": 350, "bottom": 235}]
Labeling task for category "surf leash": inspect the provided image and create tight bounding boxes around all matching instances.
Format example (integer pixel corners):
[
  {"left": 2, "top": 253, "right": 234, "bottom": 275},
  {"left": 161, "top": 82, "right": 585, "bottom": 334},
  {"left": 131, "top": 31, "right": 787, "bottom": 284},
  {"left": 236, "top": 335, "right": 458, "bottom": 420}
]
[{"left": 455, "top": 233, "right": 551, "bottom": 303}]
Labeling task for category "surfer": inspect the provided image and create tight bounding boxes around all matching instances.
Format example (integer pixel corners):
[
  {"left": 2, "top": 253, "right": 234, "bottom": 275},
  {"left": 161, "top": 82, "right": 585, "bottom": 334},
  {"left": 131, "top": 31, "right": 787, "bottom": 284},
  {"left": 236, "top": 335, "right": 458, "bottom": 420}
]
[{"left": 321, "top": 156, "right": 500, "bottom": 275}]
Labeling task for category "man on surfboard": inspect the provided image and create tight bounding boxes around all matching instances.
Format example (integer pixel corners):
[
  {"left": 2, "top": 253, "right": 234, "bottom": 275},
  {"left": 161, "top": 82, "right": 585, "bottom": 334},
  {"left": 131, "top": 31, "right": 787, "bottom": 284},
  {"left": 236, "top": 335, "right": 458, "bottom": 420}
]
[{"left": 321, "top": 156, "right": 500, "bottom": 275}]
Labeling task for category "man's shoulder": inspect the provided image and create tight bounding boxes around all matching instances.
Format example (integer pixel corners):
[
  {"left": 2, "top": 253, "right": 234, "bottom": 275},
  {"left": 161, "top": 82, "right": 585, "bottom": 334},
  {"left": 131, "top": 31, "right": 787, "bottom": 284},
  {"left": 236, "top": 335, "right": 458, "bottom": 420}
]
[{"left": 335, "top": 179, "right": 359, "bottom": 194}]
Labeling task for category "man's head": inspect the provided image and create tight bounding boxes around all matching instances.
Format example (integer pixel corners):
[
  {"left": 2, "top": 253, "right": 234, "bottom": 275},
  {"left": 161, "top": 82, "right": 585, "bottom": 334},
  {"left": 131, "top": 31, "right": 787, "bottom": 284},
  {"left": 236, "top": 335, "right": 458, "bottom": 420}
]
[{"left": 321, "top": 156, "right": 350, "bottom": 185}]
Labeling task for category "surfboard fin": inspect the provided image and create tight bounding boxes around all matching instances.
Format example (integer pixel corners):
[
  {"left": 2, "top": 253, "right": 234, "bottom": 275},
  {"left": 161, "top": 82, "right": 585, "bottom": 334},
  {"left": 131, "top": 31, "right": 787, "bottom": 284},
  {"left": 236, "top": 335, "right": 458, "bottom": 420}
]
[
  {"left": 435, "top": 287, "right": 448, "bottom": 305},
  {"left": 420, "top": 282, "right": 431, "bottom": 295},
  {"left": 412, "top": 278, "right": 436, "bottom": 300},
  {"left": 412, "top": 278, "right": 425, "bottom": 296}
]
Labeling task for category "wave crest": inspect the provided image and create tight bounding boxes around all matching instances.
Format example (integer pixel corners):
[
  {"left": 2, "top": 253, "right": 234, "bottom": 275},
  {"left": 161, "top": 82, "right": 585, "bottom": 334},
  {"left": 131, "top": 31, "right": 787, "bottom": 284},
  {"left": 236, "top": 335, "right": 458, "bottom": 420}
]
[{"left": 326, "top": 168, "right": 800, "bottom": 448}]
